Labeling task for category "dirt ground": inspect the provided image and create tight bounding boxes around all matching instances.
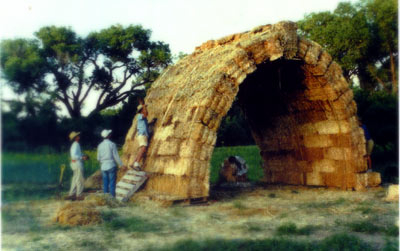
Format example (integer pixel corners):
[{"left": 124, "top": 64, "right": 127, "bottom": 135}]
[{"left": 2, "top": 184, "right": 398, "bottom": 250}]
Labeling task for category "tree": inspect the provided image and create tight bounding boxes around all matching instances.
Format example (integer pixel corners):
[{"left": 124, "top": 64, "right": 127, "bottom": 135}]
[
  {"left": 1, "top": 25, "right": 172, "bottom": 118},
  {"left": 298, "top": 0, "right": 398, "bottom": 92},
  {"left": 363, "top": 0, "right": 398, "bottom": 93}
]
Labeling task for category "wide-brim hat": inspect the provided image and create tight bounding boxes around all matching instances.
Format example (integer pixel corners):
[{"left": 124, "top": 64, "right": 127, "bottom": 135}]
[
  {"left": 69, "top": 131, "right": 80, "bottom": 141},
  {"left": 101, "top": 129, "right": 112, "bottom": 138}
]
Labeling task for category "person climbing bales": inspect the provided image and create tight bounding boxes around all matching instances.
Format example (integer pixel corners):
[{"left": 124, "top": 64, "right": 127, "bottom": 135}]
[{"left": 132, "top": 99, "right": 156, "bottom": 170}]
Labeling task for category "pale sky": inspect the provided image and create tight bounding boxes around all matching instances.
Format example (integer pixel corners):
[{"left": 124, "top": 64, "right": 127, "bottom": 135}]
[{"left": 0, "top": 0, "right": 357, "bottom": 116}]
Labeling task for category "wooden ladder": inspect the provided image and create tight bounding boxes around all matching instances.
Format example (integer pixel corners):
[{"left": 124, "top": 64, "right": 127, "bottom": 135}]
[{"left": 116, "top": 169, "right": 148, "bottom": 202}]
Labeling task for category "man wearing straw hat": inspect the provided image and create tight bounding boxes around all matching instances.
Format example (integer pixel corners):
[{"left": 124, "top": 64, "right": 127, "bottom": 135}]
[
  {"left": 65, "top": 131, "right": 88, "bottom": 200},
  {"left": 97, "top": 129, "right": 125, "bottom": 197},
  {"left": 133, "top": 100, "right": 156, "bottom": 170}
]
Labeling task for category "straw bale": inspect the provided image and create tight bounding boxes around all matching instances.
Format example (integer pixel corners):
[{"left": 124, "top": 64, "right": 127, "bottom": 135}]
[
  {"left": 153, "top": 124, "right": 175, "bottom": 141},
  {"left": 296, "top": 161, "right": 313, "bottom": 172},
  {"left": 191, "top": 123, "right": 206, "bottom": 142},
  {"left": 160, "top": 157, "right": 185, "bottom": 176},
  {"left": 300, "top": 147, "right": 324, "bottom": 161},
  {"left": 306, "top": 172, "right": 324, "bottom": 186},
  {"left": 54, "top": 202, "right": 102, "bottom": 226},
  {"left": 324, "top": 147, "right": 352, "bottom": 160},
  {"left": 304, "top": 41, "right": 322, "bottom": 65},
  {"left": 355, "top": 172, "right": 381, "bottom": 190},
  {"left": 325, "top": 61, "right": 344, "bottom": 81},
  {"left": 84, "top": 170, "right": 102, "bottom": 190},
  {"left": 303, "top": 134, "right": 333, "bottom": 148},
  {"left": 329, "top": 134, "right": 352, "bottom": 147},
  {"left": 295, "top": 110, "right": 328, "bottom": 123},
  {"left": 303, "top": 72, "right": 323, "bottom": 89},
  {"left": 304, "top": 86, "right": 338, "bottom": 101},
  {"left": 297, "top": 38, "right": 311, "bottom": 58},
  {"left": 322, "top": 172, "right": 348, "bottom": 189},
  {"left": 307, "top": 51, "right": 333, "bottom": 76},
  {"left": 180, "top": 139, "right": 200, "bottom": 158},
  {"left": 199, "top": 144, "right": 214, "bottom": 161},
  {"left": 312, "top": 159, "right": 342, "bottom": 173},
  {"left": 265, "top": 171, "right": 303, "bottom": 185},
  {"left": 157, "top": 138, "right": 181, "bottom": 156},
  {"left": 297, "top": 123, "right": 317, "bottom": 135},
  {"left": 314, "top": 120, "right": 340, "bottom": 134},
  {"left": 385, "top": 185, "right": 399, "bottom": 202},
  {"left": 144, "top": 174, "right": 192, "bottom": 198},
  {"left": 367, "top": 172, "right": 381, "bottom": 187}
]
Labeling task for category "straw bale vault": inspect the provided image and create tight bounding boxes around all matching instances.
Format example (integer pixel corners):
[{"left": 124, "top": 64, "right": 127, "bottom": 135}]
[{"left": 120, "top": 21, "right": 380, "bottom": 200}]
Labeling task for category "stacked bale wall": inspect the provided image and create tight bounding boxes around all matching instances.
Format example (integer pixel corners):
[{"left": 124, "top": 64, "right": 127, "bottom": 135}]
[{"left": 120, "top": 21, "right": 380, "bottom": 200}]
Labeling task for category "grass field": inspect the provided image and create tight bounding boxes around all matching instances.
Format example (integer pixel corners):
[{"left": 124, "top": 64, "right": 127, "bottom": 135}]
[
  {"left": 2, "top": 146, "right": 399, "bottom": 250},
  {"left": 2, "top": 145, "right": 263, "bottom": 188}
]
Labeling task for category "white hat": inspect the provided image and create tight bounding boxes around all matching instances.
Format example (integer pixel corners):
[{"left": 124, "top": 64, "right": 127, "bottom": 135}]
[{"left": 101, "top": 129, "right": 112, "bottom": 138}]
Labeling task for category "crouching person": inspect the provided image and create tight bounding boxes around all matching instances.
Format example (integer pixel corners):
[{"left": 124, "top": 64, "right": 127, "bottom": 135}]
[
  {"left": 97, "top": 129, "right": 125, "bottom": 197},
  {"left": 65, "top": 131, "right": 88, "bottom": 200}
]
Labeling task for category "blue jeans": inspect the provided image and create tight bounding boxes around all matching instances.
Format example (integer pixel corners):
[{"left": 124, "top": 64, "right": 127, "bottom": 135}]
[{"left": 102, "top": 166, "right": 117, "bottom": 197}]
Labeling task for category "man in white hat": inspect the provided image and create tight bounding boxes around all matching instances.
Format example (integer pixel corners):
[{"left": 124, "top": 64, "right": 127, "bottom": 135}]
[
  {"left": 65, "top": 131, "right": 88, "bottom": 200},
  {"left": 97, "top": 129, "right": 125, "bottom": 197},
  {"left": 133, "top": 101, "right": 156, "bottom": 170}
]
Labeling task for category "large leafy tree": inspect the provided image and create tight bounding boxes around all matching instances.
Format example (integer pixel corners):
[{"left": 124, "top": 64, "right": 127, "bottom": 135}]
[
  {"left": 298, "top": 0, "right": 398, "bottom": 93},
  {"left": 1, "top": 25, "right": 172, "bottom": 118}
]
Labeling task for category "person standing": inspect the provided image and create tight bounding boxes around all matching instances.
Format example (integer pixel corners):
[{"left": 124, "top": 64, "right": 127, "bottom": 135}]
[
  {"left": 133, "top": 100, "right": 156, "bottom": 170},
  {"left": 97, "top": 129, "right": 125, "bottom": 197},
  {"left": 65, "top": 131, "right": 88, "bottom": 200},
  {"left": 360, "top": 121, "right": 374, "bottom": 171}
]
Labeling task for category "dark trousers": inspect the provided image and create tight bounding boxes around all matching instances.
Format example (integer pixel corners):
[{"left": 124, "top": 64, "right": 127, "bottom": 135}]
[{"left": 102, "top": 166, "right": 117, "bottom": 197}]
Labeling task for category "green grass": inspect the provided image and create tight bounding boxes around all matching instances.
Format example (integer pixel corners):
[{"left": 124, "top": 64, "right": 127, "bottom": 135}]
[
  {"left": 300, "top": 198, "right": 347, "bottom": 209},
  {"left": 104, "top": 216, "right": 164, "bottom": 233},
  {"left": 2, "top": 204, "right": 42, "bottom": 233},
  {"left": 2, "top": 150, "right": 99, "bottom": 185},
  {"left": 2, "top": 145, "right": 264, "bottom": 201},
  {"left": 210, "top": 145, "right": 263, "bottom": 183},
  {"left": 346, "top": 220, "right": 381, "bottom": 234},
  {"left": 145, "top": 233, "right": 372, "bottom": 251},
  {"left": 276, "top": 222, "right": 316, "bottom": 236}
]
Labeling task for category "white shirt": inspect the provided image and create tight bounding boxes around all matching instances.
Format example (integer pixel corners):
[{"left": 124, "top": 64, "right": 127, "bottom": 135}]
[
  {"left": 70, "top": 141, "right": 83, "bottom": 161},
  {"left": 97, "top": 139, "right": 123, "bottom": 171}
]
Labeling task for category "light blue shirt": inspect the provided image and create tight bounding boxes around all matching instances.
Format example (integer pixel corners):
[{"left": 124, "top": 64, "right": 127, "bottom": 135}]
[
  {"left": 137, "top": 114, "right": 149, "bottom": 137},
  {"left": 97, "top": 139, "right": 123, "bottom": 171},
  {"left": 70, "top": 141, "right": 83, "bottom": 161}
]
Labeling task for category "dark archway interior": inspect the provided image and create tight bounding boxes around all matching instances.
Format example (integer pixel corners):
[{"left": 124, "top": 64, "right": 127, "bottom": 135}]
[{"left": 238, "top": 59, "right": 306, "bottom": 134}]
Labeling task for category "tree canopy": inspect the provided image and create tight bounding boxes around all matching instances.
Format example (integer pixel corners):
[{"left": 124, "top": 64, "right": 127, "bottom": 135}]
[
  {"left": 298, "top": 0, "right": 398, "bottom": 93},
  {"left": 1, "top": 24, "right": 172, "bottom": 118}
]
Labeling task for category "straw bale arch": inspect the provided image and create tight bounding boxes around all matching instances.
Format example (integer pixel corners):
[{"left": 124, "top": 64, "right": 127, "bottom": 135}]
[{"left": 120, "top": 21, "right": 379, "bottom": 200}]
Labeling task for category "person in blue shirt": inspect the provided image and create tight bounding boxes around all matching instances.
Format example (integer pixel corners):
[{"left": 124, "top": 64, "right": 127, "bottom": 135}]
[
  {"left": 97, "top": 129, "right": 126, "bottom": 197},
  {"left": 133, "top": 100, "right": 156, "bottom": 170}
]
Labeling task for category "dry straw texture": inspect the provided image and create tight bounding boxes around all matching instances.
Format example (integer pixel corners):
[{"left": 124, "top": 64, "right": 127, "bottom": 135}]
[
  {"left": 112, "top": 21, "right": 379, "bottom": 200},
  {"left": 53, "top": 202, "right": 102, "bottom": 226}
]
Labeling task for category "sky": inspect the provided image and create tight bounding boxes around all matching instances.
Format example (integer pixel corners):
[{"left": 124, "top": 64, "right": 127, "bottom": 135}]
[{"left": 0, "top": 0, "right": 357, "bottom": 116}]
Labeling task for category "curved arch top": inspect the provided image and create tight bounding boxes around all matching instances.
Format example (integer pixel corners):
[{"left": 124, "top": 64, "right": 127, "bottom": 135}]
[{"left": 121, "top": 21, "right": 380, "bottom": 200}]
